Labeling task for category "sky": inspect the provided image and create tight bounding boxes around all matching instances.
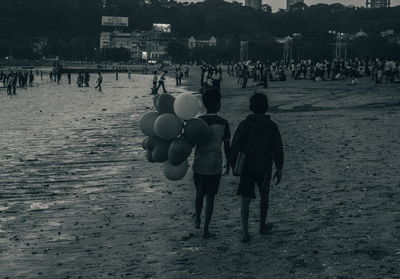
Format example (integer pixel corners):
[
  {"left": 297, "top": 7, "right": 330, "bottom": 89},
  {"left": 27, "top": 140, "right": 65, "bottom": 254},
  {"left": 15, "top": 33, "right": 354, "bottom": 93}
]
[{"left": 179, "top": 0, "right": 400, "bottom": 11}]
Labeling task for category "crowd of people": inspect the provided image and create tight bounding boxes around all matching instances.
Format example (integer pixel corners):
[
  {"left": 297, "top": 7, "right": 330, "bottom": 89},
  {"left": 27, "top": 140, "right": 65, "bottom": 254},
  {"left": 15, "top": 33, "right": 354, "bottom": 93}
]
[
  {"left": 226, "top": 58, "right": 400, "bottom": 87},
  {"left": 77, "top": 72, "right": 91, "bottom": 87},
  {"left": 150, "top": 65, "right": 189, "bottom": 94},
  {"left": 0, "top": 66, "right": 106, "bottom": 94},
  {"left": 2, "top": 58, "right": 399, "bottom": 97},
  {"left": 200, "top": 64, "right": 224, "bottom": 91},
  {"left": 198, "top": 58, "right": 400, "bottom": 93},
  {"left": 0, "top": 70, "right": 35, "bottom": 95}
]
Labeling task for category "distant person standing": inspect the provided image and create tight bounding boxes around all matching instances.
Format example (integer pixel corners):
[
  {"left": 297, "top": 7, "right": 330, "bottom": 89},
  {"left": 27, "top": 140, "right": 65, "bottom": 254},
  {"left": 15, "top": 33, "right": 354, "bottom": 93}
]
[
  {"left": 200, "top": 64, "right": 207, "bottom": 87},
  {"left": 56, "top": 69, "right": 62, "bottom": 84},
  {"left": 77, "top": 73, "right": 83, "bottom": 87},
  {"left": 128, "top": 69, "right": 132, "bottom": 80},
  {"left": 175, "top": 68, "right": 182, "bottom": 85},
  {"left": 95, "top": 72, "right": 103, "bottom": 92},
  {"left": 375, "top": 59, "right": 383, "bottom": 84},
  {"left": 12, "top": 73, "right": 17, "bottom": 94},
  {"left": 262, "top": 66, "right": 269, "bottom": 88},
  {"left": 29, "top": 70, "right": 34, "bottom": 87},
  {"left": 116, "top": 71, "right": 119, "bottom": 81},
  {"left": 241, "top": 66, "right": 250, "bottom": 89},
  {"left": 67, "top": 72, "right": 71, "bottom": 84},
  {"left": 7, "top": 74, "right": 14, "bottom": 95},
  {"left": 84, "top": 72, "right": 90, "bottom": 87},
  {"left": 151, "top": 70, "right": 158, "bottom": 95}
]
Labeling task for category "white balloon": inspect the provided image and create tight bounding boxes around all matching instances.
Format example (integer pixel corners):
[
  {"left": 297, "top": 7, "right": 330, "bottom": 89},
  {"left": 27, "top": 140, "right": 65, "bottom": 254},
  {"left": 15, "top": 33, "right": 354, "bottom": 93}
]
[{"left": 173, "top": 93, "right": 200, "bottom": 120}]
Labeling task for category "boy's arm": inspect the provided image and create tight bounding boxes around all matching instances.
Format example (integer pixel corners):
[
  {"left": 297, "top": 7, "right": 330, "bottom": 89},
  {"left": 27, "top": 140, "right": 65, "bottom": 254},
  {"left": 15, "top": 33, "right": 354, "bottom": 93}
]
[
  {"left": 230, "top": 122, "right": 244, "bottom": 170},
  {"left": 223, "top": 139, "right": 231, "bottom": 175},
  {"left": 271, "top": 124, "right": 284, "bottom": 184},
  {"left": 223, "top": 120, "right": 232, "bottom": 175},
  {"left": 272, "top": 124, "right": 284, "bottom": 170}
]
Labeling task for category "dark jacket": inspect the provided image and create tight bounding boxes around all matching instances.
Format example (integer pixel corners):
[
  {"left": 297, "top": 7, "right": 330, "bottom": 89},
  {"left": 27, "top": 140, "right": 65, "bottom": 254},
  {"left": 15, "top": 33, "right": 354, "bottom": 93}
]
[{"left": 230, "top": 114, "right": 283, "bottom": 173}]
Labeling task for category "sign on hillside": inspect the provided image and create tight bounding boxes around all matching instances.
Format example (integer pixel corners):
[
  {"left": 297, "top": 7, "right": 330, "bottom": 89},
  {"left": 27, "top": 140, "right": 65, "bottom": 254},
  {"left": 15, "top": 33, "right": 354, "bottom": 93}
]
[
  {"left": 102, "top": 16, "right": 129, "bottom": 27},
  {"left": 153, "top": 23, "right": 171, "bottom": 33}
]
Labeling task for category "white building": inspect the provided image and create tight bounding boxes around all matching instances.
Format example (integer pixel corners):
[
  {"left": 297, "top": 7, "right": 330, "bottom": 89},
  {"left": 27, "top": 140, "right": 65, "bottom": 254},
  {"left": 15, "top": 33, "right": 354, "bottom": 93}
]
[
  {"left": 100, "top": 31, "right": 139, "bottom": 59},
  {"left": 366, "top": 0, "right": 390, "bottom": 8},
  {"left": 188, "top": 36, "right": 217, "bottom": 49},
  {"left": 99, "top": 31, "right": 169, "bottom": 61}
]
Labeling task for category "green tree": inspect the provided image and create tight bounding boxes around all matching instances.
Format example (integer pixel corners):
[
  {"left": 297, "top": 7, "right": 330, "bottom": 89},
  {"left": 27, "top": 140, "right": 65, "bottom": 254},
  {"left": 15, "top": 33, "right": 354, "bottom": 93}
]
[{"left": 167, "top": 40, "right": 189, "bottom": 63}]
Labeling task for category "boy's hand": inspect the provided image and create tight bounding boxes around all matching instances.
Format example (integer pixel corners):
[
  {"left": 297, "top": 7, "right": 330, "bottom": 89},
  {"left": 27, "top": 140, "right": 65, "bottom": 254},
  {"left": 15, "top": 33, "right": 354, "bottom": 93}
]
[
  {"left": 273, "top": 169, "right": 282, "bottom": 185},
  {"left": 223, "top": 164, "right": 230, "bottom": 176}
]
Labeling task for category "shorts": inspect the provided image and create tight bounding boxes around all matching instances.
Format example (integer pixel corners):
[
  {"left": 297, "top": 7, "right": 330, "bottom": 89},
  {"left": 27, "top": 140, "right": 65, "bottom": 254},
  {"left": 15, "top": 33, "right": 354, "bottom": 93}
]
[
  {"left": 194, "top": 172, "right": 222, "bottom": 195},
  {"left": 237, "top": 172, "right": 272, "bottom": 199}
]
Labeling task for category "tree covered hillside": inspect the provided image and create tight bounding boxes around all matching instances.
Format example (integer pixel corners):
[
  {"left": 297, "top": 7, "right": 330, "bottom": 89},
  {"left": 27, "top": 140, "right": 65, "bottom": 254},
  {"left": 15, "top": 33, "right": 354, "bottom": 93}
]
[{"left": 0, "top": 0, "right": 399, "bottom": 61}]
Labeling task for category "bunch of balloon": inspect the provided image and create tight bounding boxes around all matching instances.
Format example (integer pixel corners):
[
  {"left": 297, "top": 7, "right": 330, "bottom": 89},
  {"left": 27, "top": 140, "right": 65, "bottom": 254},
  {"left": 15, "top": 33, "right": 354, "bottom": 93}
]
[{"left": 139, "top": 93, "right": 209, "bottom": 181}]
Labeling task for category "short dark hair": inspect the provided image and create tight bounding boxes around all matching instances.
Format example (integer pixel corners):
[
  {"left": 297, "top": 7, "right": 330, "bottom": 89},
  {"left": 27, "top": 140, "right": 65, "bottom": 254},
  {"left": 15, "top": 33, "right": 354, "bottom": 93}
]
[
  {"left": 202, "top": 87, "right": 221, "bottom": 113},
  {"left": 249, "top": 92, "right": 268, "bottom": 113}
]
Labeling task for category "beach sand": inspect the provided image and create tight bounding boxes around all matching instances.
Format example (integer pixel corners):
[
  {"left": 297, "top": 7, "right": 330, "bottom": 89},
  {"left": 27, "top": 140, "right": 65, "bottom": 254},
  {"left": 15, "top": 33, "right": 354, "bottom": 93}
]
[{"left": 0, "top": 70, "right": 399, "bottom": 278}]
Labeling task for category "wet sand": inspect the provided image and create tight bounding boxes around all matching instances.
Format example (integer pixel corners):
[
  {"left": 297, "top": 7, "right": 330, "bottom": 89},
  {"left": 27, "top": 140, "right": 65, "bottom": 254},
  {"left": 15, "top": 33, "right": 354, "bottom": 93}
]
[{"left": 1, "top": 71, "right": 400, "bottom": 278}]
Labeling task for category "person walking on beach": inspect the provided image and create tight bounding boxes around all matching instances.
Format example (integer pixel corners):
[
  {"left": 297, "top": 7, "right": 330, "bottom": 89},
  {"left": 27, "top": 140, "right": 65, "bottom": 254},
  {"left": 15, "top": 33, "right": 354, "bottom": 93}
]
[
  {"left": 193, "top": 87, "right": 231, "bottom": 239},
  {"left": 95, "top": 72, "right": 103, "bottom": 92},
  {"left": 157, "top": 70, "right": 167, "bottom": 93},
  {"left": 230, "top": 93, "right": 284, "bottom": 243},
  {"left": 56, "top": 69, "right": 62, "bottom": 84},
  {"left": 6, "top": 73, "right": 15, "bottom": 95}
]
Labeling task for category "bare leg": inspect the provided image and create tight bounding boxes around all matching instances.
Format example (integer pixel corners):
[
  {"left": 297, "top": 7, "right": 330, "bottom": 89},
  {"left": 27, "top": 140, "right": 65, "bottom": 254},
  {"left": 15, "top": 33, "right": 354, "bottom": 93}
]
[
  {"left": 259, "top": 180, "right": 272, "bottom": 234},
  {"left": 241, "top": 197, "right": 251, "bottom": 242},
  {"left": 195, "top": 189, "right": 205, "bottom": 229},
  {"left": 203, "top": 193, "right": 215, "bottom": 238}
]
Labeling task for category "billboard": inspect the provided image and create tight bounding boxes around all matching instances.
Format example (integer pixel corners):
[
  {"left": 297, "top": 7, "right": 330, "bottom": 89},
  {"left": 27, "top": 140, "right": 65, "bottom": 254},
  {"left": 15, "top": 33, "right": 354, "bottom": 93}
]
[
  {"left": 102, "top": 16, "right": 129, "bottom": 27},
  {"left": 153, "top": 23, "right": 171, "bottom": 33}
]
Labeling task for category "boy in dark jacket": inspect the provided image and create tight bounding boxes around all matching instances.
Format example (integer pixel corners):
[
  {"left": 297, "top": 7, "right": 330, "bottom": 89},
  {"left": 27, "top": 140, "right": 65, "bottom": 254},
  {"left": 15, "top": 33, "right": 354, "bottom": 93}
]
[{"left": 231, "top": 93, "right": 284, "bottom": 242}]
